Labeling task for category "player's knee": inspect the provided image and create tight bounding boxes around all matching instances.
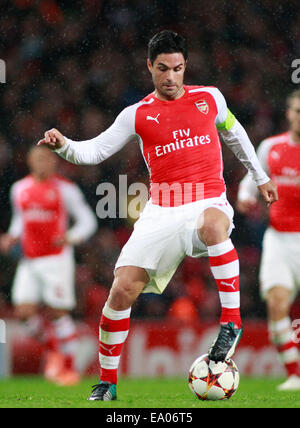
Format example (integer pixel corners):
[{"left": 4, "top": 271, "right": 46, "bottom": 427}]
[
  {"left": 107, "top": 267, "right": 149, "bottom": 310},
  {"left": 109, "top": 277, "right": 139, "bottom": 309},
  {"left": 14, "top": 304, "right": 38, "bottom": 321},
  {"left": 198, "top": 221, "right": 227, "bottom": 246},
  {"left": 46, "top": 307, "right": 69, "bottom": 321},
  {"left": 113, "top": 277, "right": 133, "bottom": 297},
  {"left": 197, "top": 208, "right": 230, "bottom": 246}
]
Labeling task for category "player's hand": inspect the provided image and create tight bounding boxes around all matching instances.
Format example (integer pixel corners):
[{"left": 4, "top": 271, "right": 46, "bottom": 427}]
[
  {"left": 37, "top": 128, "right": 66, "bottom": 150},
  {"left": 236, "top": 199, "right": 257, "bottom": 214},
  {"left": 53, "top": 235, "right": 82, "bottom": 247},
  {"left": 257, "top": 179, "right": 278, "bottom": 207},
  {"left": 53, "top": 236, "right": 67, "bottom": 247},
  {"left": 0, "top": 234, "right": 18, "bottom": 254}
]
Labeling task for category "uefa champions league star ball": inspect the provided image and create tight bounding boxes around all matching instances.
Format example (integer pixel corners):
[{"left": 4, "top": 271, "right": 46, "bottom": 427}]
[{"left": 188, "top": 354, "right": 240, "bottom": 401}]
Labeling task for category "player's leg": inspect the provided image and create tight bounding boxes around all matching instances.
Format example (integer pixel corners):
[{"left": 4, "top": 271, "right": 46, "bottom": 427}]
[
  {"left": 39, "top": 250, "right": 80, "bottom": 385},
  {"left": 11, "top": 262, "right": 63, "bottom": 380},
  {"left": 259, "top": 228, "right": 300, "bottom": 390},
  {"left": 89, "top": 265, "right": 149, "bottom": 401},
  {"left": 43, "top": 306, "right": 80, "bottom": 386},
  {"left": 198, "top": 207, "right": 241, "bottom": 328},
  {"left": 90, "top": 199, "right": 189, "bottom": 401},
  {"left": 197, "top": 207, "right": 243, "bottom": 361},
  {"left": 11, "top": 260, "right": 46, "bottom": 340},
  {"left": 266, "top": 286, "right": 300, "bottom": 390},
  {"left": 14, "top": 303, "right": 39, "bottom": 320},
  {"left": 14, "top": 303, "right": 43, "bottom": 336}
]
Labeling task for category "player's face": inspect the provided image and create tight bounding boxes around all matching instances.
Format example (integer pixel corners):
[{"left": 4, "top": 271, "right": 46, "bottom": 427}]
[
  {"left": 287, "top": 97, "right": 300, "bottom": 136},
  {"left": 147, "top": 53, "right": 186, "bottom": 101},
  {"left": 27, "top": 147, "right": 57, "bottom": 180}
]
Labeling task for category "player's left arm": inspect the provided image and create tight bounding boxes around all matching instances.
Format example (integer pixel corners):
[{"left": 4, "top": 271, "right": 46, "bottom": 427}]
[
  {"left": 214, "top": 89, "right": 278, "bottom": 207},
  {"left": 59, "top": 181, "right": 98, "bottom": 246}
]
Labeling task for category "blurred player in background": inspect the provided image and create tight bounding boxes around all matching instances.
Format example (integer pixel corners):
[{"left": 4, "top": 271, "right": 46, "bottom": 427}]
[
  {"left": 38, "top": 31, "right": 277, "bottom": 401},
  {"left": 237, "top": 90, "right": 300, "bottom": 391},
  {"left": 0, "top": 146, "right": 97, "bottom": 386}
]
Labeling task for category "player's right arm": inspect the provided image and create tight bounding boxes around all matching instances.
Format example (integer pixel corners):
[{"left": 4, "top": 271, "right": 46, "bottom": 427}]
[
  {"left": 37, "top": 105, "right": 137, "bottom": 165},
  {"left": 0, "top": 183, "right": 22, "bottom": 254},
  {"left": 59, "top": 180, "right": 98, "bottom": 246}
]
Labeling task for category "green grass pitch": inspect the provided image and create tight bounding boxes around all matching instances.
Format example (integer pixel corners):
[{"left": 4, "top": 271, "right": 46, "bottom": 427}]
[{"left": 0, "top": 376, "right": 300, "bottom": 408}]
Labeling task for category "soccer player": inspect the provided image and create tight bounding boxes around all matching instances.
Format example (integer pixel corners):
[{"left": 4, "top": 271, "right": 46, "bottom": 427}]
[
  {"left": 237, "top": 89, "right": 300, "bottom": 391},
  {"left": 0, "top": 145, "right": 97, "bottom": 385},
  {"left": 38, "top": 31, "right": 277, "bottom": 400}
]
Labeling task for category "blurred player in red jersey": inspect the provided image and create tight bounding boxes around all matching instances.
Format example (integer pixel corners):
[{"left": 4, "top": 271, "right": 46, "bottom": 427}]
[
  {"left": 0, "top": 146, "right": 97, "bottom": 385},
  {"left": 38, "top": 31, "right": 277, "bottom": 401},
  {"left": 238, "top": 90, "right": 300, "bottom": 391}
]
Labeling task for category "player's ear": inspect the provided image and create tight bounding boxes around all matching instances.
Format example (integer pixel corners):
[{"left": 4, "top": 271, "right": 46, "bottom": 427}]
[{"left": 147, "top": 58, "right": 153, "bottom": 73}]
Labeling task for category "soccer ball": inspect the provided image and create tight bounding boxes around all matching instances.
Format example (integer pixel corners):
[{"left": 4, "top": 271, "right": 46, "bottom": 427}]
[{"left": 188, "top": 354, "right": 239, "bottom": 401}]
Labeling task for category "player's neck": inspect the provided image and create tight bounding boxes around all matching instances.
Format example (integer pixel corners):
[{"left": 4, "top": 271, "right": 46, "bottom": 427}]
[
  {"left": 31, "top": 173, "right": 52, "bottom": 182},
  {"left": 154, "top": 85, "right": 185, "bottom": 101},
  {"left": 289, "top": 130, "right": 300, "bottom": 144}
]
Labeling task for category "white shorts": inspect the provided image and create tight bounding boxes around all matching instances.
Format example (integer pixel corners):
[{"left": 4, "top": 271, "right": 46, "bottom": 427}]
[
  {"left": 115, "top": 194, "right": 234, "bottom": 294},
  {"left": 12, "top": 247, "right": 76, "bottom": 310},
  {"left": 259, "top": 227, "right": 300, "bottom": 300}
]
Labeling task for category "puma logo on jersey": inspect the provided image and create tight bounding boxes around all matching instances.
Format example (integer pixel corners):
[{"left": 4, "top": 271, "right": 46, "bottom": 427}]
[
  {"left": 220, "top": 279, "right": 236, "bottom": 290},
  {"left": 146, "top": 113, "right": 160, "bottom": 124},
  {"left": 271, "top": 151, "right": 280, "bottom": 160}
]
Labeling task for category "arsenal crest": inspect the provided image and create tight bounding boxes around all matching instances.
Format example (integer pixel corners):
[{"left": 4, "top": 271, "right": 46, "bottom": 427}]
[{"left": 195, "top": 100, "right": 209, "bottom": 114}]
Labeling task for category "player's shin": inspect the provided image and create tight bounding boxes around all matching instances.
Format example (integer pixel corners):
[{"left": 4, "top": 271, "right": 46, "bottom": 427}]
[
  {"left": 208, "top": 239, "right": 241, "bottom": 329},
  {"left": 99, "top": 302, "right": 131, "bottom": 385},
  {"left": 23, "top": 314, "right": 45, "bottom": 338},
  {"left": 269, "top": 317, "right": 300, "bottom": 377},
  {"left": 52, "top": 315, "right": 79, "bottom": 366},
  {"left": 43, "top": 314, "right": 80, "bottom": 385}
]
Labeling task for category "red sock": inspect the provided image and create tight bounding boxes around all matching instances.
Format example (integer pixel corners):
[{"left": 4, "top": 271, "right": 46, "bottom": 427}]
[
  {"left": 208, "top": 239, "right": 241, "bottom": 329},
  {"left": 269, "top": 318, "right": 300, "bottom": 377},
  {"left": 99, "top": 303, "right": 131, "bottom": 385},
  {"left": 45, "top": 316, "right": 78, "bottom": 371}
]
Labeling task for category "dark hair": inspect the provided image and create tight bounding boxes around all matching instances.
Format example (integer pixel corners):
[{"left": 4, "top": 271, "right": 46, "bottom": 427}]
[
  {"left": 286, "top": 89, "right": 300, "bottom": 108},
  {"left": 148, "top": 30, "right": 188, "bottom": 64}
]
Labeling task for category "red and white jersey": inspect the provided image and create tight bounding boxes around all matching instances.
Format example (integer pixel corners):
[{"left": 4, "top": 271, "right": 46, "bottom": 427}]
[
  {"left": 238, "top": 132, "right": 300, "bottom": 232},
  {"left": 56, "top": 85, "right": 269, "bottom": 207},
  {"left": 134, "top": 86, "right": 226, "bottom": 205},
  {"left": 9, "top": 174, "right": 97, "bottom": 258}
]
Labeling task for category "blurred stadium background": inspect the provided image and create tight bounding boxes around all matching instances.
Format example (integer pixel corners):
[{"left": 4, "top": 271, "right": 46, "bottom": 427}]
[{"left": 0, "top": 0, "right": 300, "bottom": 378}]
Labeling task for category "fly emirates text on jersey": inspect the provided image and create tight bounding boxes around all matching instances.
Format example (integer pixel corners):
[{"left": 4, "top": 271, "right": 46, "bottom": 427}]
[{"left": 155, "top": 128, "right": 211, "bottom": 157}]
